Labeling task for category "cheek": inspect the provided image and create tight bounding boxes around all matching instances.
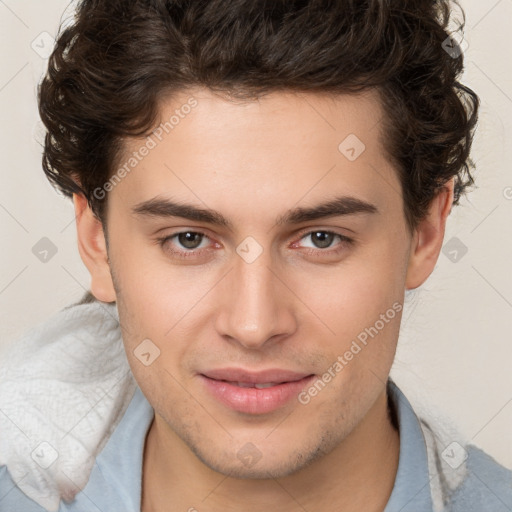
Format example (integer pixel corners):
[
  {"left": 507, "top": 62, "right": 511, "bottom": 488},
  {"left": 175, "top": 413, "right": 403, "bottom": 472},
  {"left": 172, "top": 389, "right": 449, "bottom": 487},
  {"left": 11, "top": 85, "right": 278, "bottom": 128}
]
[
  {"left": 115, "top": 286, "right": 192, "bottom": 413},
  {"left": 109, "top": 233, "right": 192, "bottom": 331},
  {"left": 110, "top": 245, "right": 212, "bottom": 381},
  {"left": 290, "top": 237, "right": 406, "bottom": 373},
  {"left": 300, "top": 242, "right": 406, "bottom": 329}
]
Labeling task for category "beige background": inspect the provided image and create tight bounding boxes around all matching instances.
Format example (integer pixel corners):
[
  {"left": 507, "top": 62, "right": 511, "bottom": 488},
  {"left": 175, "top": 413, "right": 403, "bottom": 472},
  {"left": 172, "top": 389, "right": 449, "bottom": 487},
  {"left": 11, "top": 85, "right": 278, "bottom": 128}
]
[{"left": 1, "top": 1, "right": 511, "bottom": 468}]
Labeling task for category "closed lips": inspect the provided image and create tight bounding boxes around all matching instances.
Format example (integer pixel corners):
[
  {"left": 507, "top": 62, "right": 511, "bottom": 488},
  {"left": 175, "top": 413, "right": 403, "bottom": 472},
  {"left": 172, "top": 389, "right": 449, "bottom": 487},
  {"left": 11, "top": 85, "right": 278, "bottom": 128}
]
[
  {"left": 200, "top": 368, "right": 313, "bottom": 385},
  {"left": 234, "top": 382, "right": 280, "bottom": 388},
  {"left": 200, "top": 371, "right": 317, "bottom": 414}
]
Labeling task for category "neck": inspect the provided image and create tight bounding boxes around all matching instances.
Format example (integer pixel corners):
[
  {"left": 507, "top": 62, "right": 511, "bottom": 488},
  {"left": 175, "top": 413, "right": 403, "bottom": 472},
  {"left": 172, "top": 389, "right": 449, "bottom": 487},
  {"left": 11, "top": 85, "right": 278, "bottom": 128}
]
[{"left": 141, "top": 386, "right": 399, "bottom": 512}]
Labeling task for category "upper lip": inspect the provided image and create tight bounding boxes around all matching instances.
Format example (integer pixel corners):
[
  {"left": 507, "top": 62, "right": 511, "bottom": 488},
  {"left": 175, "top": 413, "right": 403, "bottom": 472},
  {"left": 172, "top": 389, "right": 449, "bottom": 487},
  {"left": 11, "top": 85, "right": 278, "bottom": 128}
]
[{"left": 201, "top": 368, "right": 313, "bottom": 384}]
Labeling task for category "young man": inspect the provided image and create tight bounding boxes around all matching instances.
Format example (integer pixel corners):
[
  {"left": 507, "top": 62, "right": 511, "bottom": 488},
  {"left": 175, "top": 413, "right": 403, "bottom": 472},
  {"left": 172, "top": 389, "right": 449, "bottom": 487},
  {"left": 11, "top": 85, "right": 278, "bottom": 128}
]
[{"left": 1, "top": 0, "right": 511, "bottom": 511}]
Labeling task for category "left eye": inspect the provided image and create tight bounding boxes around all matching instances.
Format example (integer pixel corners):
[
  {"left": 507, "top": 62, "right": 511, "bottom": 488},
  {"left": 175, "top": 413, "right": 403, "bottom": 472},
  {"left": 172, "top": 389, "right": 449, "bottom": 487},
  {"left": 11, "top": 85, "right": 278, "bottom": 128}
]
[{"left": 299, "top": 231, "right": 342, "bottom": 249}]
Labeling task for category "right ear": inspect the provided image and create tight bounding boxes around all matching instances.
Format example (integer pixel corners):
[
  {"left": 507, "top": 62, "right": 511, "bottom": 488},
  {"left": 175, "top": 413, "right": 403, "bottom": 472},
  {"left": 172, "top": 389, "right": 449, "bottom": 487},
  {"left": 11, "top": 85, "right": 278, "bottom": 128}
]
[{"left": 72, "top": 193, "right": 116, "bottom": 303}]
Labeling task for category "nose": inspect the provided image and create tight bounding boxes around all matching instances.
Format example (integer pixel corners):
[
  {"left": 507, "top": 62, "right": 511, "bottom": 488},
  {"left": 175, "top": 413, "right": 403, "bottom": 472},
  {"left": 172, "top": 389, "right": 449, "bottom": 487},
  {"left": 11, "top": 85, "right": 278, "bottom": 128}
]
[{"left": 214, "top": 248, "right": 298, "bottom": 350}]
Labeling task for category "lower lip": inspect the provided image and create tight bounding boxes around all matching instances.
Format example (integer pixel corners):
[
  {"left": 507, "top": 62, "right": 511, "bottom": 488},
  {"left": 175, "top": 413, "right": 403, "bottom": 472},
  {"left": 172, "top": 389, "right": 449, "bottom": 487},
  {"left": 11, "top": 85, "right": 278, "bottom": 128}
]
[{"left": 200, "top": 375, "right": 316, "bottom": 414}]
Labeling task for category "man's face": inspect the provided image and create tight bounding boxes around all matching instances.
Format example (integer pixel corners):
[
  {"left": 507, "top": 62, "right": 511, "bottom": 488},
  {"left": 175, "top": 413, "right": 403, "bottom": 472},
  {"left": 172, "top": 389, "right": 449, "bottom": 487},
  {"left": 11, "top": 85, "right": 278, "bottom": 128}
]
[{"left": 105, "top": 87, "right": 412, "bottom": 477}]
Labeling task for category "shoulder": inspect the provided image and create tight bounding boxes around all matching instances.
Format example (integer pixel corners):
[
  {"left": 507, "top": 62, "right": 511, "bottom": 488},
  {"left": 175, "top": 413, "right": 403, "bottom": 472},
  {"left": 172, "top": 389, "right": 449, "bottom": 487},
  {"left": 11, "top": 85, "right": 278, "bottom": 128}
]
[
  {"left": 447, "top": 444, "right": 512, "bottom": 511},
  {"left": 388, "top": 381, "right": 512, "bottom": 512},
  {"left": 417, "top": 410, "right": 512, "bottom": 511}
]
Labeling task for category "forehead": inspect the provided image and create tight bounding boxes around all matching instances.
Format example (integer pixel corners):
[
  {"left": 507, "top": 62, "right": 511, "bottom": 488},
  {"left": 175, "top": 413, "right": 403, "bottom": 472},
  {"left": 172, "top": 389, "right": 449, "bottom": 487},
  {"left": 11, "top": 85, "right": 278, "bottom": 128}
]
[
  {"left": 110, "top": 87, "right": 400, "bottom": 223},
  {"left": 147, "top": 86, "right": 385, "bottom": 152}
]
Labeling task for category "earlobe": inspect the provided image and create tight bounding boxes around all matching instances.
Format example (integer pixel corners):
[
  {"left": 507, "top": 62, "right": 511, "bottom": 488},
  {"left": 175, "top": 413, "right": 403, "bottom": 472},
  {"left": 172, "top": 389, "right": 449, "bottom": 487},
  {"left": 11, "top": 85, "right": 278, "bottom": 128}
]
[
  {"left": 405, "top": 178, "right": 455, "bottom": 290},
  {"left": 73, "top": 194, "right": 116, "bottom": 303}
]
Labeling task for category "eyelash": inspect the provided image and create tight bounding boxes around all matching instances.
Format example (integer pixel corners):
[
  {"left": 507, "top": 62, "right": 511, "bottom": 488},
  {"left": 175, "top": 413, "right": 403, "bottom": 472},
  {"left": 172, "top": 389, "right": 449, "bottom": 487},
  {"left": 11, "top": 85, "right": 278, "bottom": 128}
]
[{"left": 155, "top": 229, "right": 354, "bottom": 260}]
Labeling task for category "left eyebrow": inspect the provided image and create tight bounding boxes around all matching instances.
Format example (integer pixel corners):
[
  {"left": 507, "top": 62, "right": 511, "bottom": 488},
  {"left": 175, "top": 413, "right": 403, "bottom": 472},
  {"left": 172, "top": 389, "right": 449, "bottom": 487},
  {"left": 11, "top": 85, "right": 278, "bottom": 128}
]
[
  {"left": 131, "top": 194, "right": 379, "bottom": 229},
  {"left": 275, "top": 195, "right": 379, "bottom": 225}
]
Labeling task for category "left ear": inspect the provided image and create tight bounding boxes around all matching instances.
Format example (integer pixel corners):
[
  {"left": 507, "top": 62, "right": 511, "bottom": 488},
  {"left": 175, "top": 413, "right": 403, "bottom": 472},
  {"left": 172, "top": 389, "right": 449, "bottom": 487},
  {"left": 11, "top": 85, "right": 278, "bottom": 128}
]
[{"left": 405, "top": 177, "right": 455, "bottom": 290}]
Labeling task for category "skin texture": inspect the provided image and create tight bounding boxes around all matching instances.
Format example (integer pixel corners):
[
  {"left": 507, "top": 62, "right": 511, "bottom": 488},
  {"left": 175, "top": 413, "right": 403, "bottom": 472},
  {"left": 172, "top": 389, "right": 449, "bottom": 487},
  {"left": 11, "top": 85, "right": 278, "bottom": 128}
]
[{"left": 73, "top": 87, "right": 454, "bottom": 511}]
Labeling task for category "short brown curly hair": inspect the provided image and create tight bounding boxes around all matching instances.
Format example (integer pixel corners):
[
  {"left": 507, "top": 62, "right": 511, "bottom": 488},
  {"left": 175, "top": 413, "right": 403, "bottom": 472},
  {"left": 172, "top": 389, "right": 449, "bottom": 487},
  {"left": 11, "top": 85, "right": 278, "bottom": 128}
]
[{"left": 38, "top": 0, "right": 479, "bottom": 235}]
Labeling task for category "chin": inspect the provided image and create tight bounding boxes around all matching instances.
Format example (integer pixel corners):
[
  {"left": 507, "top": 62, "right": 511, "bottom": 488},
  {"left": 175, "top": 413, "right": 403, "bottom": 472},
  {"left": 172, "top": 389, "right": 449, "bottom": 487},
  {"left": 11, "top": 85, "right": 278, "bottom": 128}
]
[{"left": 188, "top": 438, "right": 327, "bottom": 480}]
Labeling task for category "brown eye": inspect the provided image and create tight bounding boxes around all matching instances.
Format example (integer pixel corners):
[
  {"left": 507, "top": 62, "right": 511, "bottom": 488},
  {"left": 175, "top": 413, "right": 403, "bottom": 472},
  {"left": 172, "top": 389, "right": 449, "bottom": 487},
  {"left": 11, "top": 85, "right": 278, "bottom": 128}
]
[
  {"left": 309, "top": 231, "right": 336, "bottom": 249},
  {"left": 177, "top": 232, "right": 204, "bottom": 249},
  {"left": 299, "top": 230, "right": 348, "bottom": 250},
  {"left": 294, "top": 230, "right": 355, "bottom": 258},
  {"left": 156, "top": 231, "right": 212, "bottom": 259}
]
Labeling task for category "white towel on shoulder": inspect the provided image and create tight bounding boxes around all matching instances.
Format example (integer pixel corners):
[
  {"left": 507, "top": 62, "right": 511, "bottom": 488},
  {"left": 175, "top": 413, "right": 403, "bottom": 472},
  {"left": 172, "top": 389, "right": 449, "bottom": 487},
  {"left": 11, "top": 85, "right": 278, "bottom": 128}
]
[{"left": 0, "top": 300, "right": 136, "bottom": 512}]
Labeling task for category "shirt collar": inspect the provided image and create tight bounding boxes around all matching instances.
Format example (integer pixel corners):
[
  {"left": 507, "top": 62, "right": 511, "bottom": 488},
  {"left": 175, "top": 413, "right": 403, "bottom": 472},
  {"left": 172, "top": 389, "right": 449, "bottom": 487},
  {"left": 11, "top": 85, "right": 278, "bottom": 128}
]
[
  {"left": 82, "top": 386, "right": 154, "bottom": 510},
  {"left": 384, "top": 379, "right": 434, "bottom": 512}
]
